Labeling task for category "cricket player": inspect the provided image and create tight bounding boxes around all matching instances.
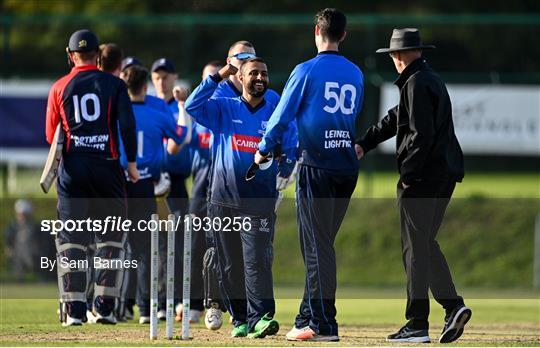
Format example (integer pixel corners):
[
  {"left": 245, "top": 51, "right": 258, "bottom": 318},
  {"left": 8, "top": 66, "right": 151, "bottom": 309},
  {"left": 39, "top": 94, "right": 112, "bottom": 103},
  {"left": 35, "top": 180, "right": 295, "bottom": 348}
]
[
  {"left": 118, "top": 55, "right": 177, "bottom": 321},
  {"left": 151, "top": 58, "right": 192, "bottom": 216},
  {"left": 121, "top": 56, "right": 171, "bottom": 116},
  {"left": 200, "top": 41, "right": 297, "bottom": 330},
  {"left": 256, "top": 9, "right": 364, "bottom": 341},
  {"left": 188, "top": 60, "right": 225, "bottom": 330},
  {"left": 85, "top": 42, "right": 124, "bottom": 322},
  {"left": 213, "top": 41, "right": 280, "bottom": 107},
  {"left": 98, "top": 43, "right": 123, "bottom": 77},
  {"left": 47, "top": 29, "right": 139, "bottom": 326},
  {"left": 119, "top": 64, "right": 190, "bottom": 324},
  {"left": 150, "top": 58, "right": 198, "bottom": 321},
  {"left": 185, "top": 58, "right": 297, "bottom": 338}
]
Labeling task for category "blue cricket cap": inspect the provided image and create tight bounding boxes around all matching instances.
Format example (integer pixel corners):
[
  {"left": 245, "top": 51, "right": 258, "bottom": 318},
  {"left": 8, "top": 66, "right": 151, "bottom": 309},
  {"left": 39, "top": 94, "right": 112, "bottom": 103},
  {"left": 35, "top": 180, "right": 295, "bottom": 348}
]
[
  {"left": 121, "top": 56, "right": 142, "bottom": 71},
  {"left": 151, "top": 58, "right": 176, "bottom": 74}
]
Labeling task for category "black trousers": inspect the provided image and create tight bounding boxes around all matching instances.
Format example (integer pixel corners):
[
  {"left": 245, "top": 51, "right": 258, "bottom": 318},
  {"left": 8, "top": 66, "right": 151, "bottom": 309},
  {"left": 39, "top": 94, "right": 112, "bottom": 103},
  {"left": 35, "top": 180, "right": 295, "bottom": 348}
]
[
  {"left": 209, "top": 203, "right": 275, "bottom": 332},
  {"left": 397, "top": 180, "right": 464, "bottom": 330},
  {"left": 294, "top": 165, "right": 358, "bottom": 336}
]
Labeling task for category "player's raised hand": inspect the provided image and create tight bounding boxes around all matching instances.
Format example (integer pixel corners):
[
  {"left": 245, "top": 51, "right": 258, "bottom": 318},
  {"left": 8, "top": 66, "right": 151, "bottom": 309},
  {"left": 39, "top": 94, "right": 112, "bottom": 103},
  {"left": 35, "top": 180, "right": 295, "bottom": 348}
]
[
  {"left": 218, "top": 64, "right": 239, "bottom": 80},
  {"left": 173, "top": 86, "right": 189, "bottom": 103}
]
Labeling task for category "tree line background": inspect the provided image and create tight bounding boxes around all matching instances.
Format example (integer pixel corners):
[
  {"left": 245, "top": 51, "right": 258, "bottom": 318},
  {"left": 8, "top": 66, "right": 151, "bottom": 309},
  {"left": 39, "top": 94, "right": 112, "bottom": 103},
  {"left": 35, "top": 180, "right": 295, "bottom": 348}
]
[{"left": 2, "top": 0, "right": 539, "bottom": 83}]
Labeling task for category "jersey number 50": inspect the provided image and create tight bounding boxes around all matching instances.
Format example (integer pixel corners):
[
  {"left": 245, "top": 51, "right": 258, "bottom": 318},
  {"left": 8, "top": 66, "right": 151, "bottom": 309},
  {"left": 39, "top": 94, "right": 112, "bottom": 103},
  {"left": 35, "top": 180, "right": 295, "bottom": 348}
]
[
  {"left": 73, "top": 93, "right": 101, "bottom": 123},
  {"left": 323, "top": 82, "right": 356, "bottom": 115}
]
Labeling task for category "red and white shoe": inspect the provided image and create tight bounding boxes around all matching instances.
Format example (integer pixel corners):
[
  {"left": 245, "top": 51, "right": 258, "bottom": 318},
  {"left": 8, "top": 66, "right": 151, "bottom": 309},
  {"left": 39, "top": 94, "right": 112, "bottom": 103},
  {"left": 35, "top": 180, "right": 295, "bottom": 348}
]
[{"left": 285, "top": 326, "right": 339, "bottom": 342}]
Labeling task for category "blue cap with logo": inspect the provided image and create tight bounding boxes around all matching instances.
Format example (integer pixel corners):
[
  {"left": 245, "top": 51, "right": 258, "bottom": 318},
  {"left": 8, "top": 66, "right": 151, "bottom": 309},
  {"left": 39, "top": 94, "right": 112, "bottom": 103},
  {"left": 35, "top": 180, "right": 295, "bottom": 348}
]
[
  {"left": 121, "top": 56, "right": 142, "bottom": 71},
  {"left": 151, "top": 58, "right": 176, "bottom": 73},
  {"left": 68, "top": 29, "right": 99, "bottom": 52}
]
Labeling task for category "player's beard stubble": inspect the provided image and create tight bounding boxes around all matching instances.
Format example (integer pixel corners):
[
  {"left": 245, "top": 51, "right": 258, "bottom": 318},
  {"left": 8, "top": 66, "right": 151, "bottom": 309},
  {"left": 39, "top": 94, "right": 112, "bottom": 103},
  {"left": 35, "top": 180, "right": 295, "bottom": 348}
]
[{"left": 247, "top": 79, "right": 268, "bottom": 98}]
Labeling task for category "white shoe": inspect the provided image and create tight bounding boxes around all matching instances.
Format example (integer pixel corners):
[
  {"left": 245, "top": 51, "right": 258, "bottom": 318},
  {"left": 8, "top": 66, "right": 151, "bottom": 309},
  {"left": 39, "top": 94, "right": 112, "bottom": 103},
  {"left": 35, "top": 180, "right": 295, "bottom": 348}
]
[
  {"left": 205, "top": 303, "right": 223, "bottom": 330},
  {"left": 190, "top": 309, "right": 202, "bottom": 323},
  {"left": 286, "top": 326, "right": 340, "bottom": 342},
  {"left": 175, "top": 303, "right": 183, "bottom": 322},
  {"left": 139, "top": 316, "right": 150, "bottom": 324},
  {"left": 62, "top": 314, "right": 83, "bottom": 327},
  {"left": 157, "top": 309, "right": 167, "bottom": 321},
  {"left": 87, "top": 311, "right": 117, "bottom": 325},
  {"left": 86, "top": 310, "right": 97, "bottom": 323}
]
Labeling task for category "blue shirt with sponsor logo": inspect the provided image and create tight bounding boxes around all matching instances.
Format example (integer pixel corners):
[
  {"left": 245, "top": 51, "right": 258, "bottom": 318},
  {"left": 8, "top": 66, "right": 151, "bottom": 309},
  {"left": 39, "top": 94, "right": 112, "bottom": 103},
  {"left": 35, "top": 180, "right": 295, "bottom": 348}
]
[
  {"left": 259, "top": 51, "right": 364, "bottom": 173},
  {"left": 163, "top": 98, "right": 192, "bottom": 176},
  {"left": 185, "top": 75, "right": 297, "bottom": 214},
  {"left": 214, "top": 80, "right": 297, "bottom": 159},
  {"left": 119, "top": 101, "right": 187, "bottom": 181}
]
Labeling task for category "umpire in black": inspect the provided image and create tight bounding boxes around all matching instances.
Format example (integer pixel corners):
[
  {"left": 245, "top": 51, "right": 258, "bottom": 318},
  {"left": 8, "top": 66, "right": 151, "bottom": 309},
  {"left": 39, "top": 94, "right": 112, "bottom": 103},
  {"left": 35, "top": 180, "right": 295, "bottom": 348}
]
[{"left": 356, "top": 28, "right": 471, "bottom": 344}]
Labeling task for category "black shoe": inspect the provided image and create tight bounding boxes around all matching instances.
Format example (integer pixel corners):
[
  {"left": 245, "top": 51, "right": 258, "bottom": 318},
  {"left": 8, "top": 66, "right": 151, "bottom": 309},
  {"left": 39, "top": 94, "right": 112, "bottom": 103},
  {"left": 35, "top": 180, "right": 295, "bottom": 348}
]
[
  {"left": 439, "top": 305, "right": 472, "bottom": 343},
  {"left": 387, "top": 326, "right": 430, "bottom": 343}
]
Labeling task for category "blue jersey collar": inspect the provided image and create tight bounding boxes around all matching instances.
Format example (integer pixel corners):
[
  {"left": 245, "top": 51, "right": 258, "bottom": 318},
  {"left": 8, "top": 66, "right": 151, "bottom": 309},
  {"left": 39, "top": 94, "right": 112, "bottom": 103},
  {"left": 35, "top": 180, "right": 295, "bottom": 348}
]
[
  {"left": 226, "top": 80, "right": 242, "bottom": 96},
  {"left": 241, "top": 96, "right": 266, "bottom": 114}
]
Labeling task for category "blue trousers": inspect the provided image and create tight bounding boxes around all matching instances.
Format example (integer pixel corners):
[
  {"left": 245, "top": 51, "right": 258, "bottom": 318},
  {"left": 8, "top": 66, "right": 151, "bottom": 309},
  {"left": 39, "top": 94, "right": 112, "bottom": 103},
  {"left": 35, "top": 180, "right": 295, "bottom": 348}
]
[{"left": 294, "top": 165, "right": 357, "bottom": 336}]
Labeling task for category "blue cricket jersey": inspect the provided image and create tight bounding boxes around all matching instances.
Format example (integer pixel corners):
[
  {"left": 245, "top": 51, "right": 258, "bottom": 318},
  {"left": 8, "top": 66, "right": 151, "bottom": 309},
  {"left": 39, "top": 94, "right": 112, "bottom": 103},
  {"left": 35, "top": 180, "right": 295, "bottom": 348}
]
[
  {"left": 214, "top": 79, "right": 298, "bottom": 159},
  {"left": 163, "top": 98, "right": 192, "bottom": 176},
  {"left": 189, "top": 122, "right": 212, "bottom": 199},
  {"left": 259, "top": 51, "right": 364, "bottom": 174},
  {"left": 185, "top": 75, "right": 297, "bottom": 214},
  {"left": 119, "top": 101, "right": 187, "bottom": 181},
  {"left": 145, "top": 94, "right": 170, "bottom": 115}
]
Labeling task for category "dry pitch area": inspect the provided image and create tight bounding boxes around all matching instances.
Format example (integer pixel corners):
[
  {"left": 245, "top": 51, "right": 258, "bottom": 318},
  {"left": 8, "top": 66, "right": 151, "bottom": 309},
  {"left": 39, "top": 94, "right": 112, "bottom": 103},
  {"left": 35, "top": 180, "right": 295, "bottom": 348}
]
[
  {"left": 1, "top": 286, "right": 539, "bottom": 346},
  {"left": 3, "top": 323, "right": 539, "bottom": 346}
]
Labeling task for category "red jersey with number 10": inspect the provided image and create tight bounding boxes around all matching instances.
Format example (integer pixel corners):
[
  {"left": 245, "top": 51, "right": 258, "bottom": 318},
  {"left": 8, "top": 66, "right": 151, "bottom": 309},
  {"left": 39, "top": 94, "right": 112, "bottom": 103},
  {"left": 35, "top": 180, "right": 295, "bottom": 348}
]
[{"left": 45, "top": 65, "right": 137, "bottom": 162}]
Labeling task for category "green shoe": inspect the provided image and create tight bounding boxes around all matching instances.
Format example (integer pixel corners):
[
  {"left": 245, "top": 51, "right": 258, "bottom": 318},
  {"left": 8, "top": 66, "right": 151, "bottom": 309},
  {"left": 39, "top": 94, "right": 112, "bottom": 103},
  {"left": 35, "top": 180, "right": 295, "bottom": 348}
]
[
  {"left": 247, "top": 313, "right": 280, "bottom": 338},
  {"left": 231, "top": 323, "right": 248, "bottom": 337}
]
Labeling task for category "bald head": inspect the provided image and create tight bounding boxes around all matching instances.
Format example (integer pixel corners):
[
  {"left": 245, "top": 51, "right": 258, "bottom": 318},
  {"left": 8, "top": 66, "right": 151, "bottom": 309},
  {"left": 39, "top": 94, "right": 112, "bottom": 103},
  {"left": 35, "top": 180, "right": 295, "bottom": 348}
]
[{"left": 228, "top": 40, "right": 254, "bottom": 57}]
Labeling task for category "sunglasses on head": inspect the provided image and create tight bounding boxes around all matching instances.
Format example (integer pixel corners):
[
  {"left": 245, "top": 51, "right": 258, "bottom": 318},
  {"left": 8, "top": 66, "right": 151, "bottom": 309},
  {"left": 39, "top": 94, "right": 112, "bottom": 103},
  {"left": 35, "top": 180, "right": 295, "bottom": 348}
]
[{"left": 229, "top": 52, "right": 256, "bottom": 60}]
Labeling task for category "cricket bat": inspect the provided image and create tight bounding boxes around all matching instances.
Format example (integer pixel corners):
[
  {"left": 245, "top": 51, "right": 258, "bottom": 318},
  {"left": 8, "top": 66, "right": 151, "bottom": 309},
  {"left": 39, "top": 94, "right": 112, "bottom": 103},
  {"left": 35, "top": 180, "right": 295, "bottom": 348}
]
[{"left": 40, "top": 124, "right": 64, "bottom": 193}]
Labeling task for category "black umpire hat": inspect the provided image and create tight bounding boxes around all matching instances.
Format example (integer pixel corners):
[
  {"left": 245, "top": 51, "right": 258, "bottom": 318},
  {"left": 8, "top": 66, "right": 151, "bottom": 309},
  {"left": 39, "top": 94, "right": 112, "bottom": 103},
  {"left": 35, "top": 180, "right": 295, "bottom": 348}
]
[
  {"left": 376, "top": 28, "right": 435, "bottom": 53},
  {"left": 68, "top": 29, "right": 99, "bottom": 52}
]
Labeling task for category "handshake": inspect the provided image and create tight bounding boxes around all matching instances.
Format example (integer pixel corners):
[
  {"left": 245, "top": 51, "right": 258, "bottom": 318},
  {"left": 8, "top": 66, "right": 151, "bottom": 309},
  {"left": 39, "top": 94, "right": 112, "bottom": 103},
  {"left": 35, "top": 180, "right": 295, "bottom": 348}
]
[{"left": 249, "top": 151, "right": 297, "bottom": 191}]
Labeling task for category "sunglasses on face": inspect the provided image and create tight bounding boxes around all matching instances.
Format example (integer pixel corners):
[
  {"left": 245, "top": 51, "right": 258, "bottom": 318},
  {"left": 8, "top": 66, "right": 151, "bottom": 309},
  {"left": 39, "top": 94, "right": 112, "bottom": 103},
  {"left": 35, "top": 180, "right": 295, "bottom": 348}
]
[{"left": 229, "top": 52, "right": 256, "bottom": 60}]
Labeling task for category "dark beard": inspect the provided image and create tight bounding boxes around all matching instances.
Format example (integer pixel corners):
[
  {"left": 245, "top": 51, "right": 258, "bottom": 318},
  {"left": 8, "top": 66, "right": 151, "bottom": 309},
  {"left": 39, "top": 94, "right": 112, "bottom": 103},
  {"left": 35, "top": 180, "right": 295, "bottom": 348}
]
[{"left": 247, "top": 80, "right": 268, "bottom": 98}]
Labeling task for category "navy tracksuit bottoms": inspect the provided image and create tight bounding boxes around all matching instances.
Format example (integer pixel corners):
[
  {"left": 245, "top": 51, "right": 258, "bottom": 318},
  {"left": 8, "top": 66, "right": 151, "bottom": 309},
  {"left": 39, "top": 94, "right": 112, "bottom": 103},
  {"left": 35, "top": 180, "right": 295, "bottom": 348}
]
[
  {"left": 208, "top": 203, "right": 275, "bottom": 332},
  {"left": 294, "top": 165, "right": 357, "bottom": 336},
  {"left": 125, "top": 178, "right": 156, "bottom": 317},
  {"left": 56, "top": 155, "right": 127, "bottom": 319}
]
